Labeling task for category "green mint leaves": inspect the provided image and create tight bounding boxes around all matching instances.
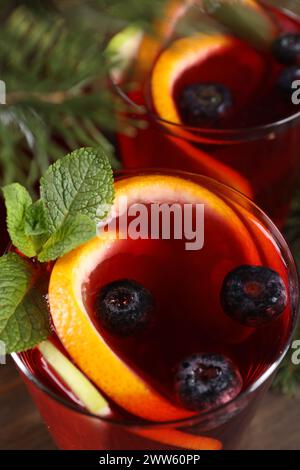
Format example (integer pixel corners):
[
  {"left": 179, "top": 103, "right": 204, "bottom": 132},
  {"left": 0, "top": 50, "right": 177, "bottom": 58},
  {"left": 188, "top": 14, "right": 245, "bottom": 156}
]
[
  {"left": 0, "top": 146, "right": 115, "bottom": 352},
  {"left": 38, "top": 213, "right": 96, "bottom": 262},
  {"left": 3, "top": 183, "right": 37, "bottom": 258},
  {"left": 3, "top": 147, "right": 115, "bottom": 262},
  {"left": 40, "top": 147, "right": 114, "bottom": 233},
  {"left": 0, "top": 253, "right": 50, "bottom": 353}
]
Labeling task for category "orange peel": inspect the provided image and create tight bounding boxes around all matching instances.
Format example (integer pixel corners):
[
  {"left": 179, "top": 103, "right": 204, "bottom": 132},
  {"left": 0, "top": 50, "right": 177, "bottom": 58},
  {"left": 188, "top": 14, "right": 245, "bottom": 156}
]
[{"left": 49, "top": 175, "right": 260, "bottom": 422}]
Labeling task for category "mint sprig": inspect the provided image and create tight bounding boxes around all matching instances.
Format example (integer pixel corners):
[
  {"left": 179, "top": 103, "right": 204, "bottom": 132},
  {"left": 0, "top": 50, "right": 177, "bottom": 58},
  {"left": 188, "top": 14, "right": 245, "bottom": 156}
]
[
  {"left": 2, "top": 183, "right": 37, "bottom": 258},
  {"left": 0, "top": 146, "right": 115, "bottom": 352},
  {"left": 40, "top": 147, "right": 114, "bottom": 233},
  {"left": 0, "top": 253, "right": 50, "bottom": 353},
  {"left": 3, "top": 147, "right": 115, "bottom": 262},
  {"left": 38, "top": 213, "right": 96, "bottom": 262}
]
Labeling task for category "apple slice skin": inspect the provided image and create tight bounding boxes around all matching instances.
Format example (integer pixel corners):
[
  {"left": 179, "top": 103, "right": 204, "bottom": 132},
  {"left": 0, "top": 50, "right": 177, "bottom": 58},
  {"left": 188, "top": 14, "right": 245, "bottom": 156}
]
[
  {"left": 38, "top": 340, "right": 110, "bottom": 416},
  {"left": 38, "top": 339, "right": 222, "bottom": 450}
]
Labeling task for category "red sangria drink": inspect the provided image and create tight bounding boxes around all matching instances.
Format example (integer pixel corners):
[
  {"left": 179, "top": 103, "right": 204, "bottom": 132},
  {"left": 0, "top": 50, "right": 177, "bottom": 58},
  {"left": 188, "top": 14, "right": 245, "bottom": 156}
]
[
  {"left": 115, "top": 0, "right": 300, "bottom": 227},
  {"left": 2, "top": 147, "right": 297, "bottom": 450}
]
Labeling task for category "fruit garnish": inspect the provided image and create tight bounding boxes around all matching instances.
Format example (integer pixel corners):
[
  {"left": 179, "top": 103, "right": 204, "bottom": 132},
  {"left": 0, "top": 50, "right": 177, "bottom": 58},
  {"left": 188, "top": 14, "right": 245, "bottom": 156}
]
[
  {"left": 39, "top": 339, "right": 221, "bottom": 450},
  {"left": 175, "top": 353, "right": 243, "bottom": 412},
  {"left": 150, "top": 33, "right": 265, "bottom": 197},
  {"left": 49, "top": 174, "right": 260, "bottom": 422},
  {"left": 135, "top": 428, "right": 222, "bottom": 450},
  {"left": 178, "top": 83, "right": 233, "bottom": 126},
  {"left": 106, "top": 25, "right": 144, "bottom": 84},
  {"left": 0, "top": 147, "right": 114, "bottom": 352},
  {"left": 202, "top": 0, "right": 277, "bottom": 50},
  {"left": 277, "top": 66, "right": 300, "bottom": 95},
  {"left": 220, "top": 265, "right": 288, "bottom": 327},
  {"left": 38, "top": 340, "right": 110, "bottom": 416},
  {"left": 272, "top": 33, "right": 300, "bottom": 65},
  {"left": 134, "top": 0, "right": 194, "bottom": 80},
  {"left": 95, "top": 279, "right": 155, "bottom": 337},
  {"left": 151, "top": 34, "right": 265, "bottom": 126}
]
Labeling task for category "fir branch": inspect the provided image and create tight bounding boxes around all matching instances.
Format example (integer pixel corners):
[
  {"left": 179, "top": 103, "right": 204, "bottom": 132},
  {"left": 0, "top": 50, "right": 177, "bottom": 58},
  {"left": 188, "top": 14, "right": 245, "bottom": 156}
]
[
  {"left": 54, "top": 0, "right": 166, "bottom": 33},
  {"left": 0, "top": 1, "right": 164, "bottom": 193},
  {"left": 0, "top": 6, "right": 130, "bottom": 191}
]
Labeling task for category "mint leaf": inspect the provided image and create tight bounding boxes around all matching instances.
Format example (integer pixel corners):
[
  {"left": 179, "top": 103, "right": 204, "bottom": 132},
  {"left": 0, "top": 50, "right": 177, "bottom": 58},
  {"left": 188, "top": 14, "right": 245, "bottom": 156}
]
[
  {"left": 2, "top": 183, "right": 36, "bottom": 257},
  {"left": 37, "top": 214, "right": 96, "bottom": 262},
  {"left": 40, "top": 147, "right": 115, "bottom": 233},
  {"left": 24, "top": 200, "right": 48, "bottom": 236},
  {"left": 24, "top": 200, "right": 50, "bottom": 253},
  {"left": 0, "top": 253, "right": 50, "bottom": 353}
]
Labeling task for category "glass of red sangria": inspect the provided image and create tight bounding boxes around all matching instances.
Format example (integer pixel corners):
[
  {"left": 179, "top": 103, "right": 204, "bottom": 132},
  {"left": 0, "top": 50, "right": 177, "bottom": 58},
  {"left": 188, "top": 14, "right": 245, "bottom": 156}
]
[
  {"left": 5, "top": 147, "right": 298, "bottom": 450},
  {"left": 114, "top": 0, "right": 300, "bottom": 227}
]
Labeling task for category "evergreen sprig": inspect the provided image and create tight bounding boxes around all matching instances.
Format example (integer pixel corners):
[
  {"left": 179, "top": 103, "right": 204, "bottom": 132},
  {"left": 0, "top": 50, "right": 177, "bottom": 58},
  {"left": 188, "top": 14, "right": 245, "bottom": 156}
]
[{"left": 0, "top": 2, "right": 164, "bottom": 192}]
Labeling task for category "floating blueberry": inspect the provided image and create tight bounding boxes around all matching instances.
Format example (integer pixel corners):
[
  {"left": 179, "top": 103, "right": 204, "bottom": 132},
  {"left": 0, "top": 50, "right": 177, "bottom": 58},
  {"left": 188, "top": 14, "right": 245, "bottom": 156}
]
[
  {"left": 95, "top": 279, "right": 154, "bottom": 336},
  {"left": 175, "top": 353, "right": 242, "bottom": 412},
  {"left": 272, "top": 33, "right": 300, "bottom": 65},
  {"left": 178, "top": 83, "right": 233, "bottom": 126},
  {"left": 277, "top": 66, "right": 300, "bottom": 95},
  {"left": 220, "top": 265, "right": 287, "bottom": 327}
]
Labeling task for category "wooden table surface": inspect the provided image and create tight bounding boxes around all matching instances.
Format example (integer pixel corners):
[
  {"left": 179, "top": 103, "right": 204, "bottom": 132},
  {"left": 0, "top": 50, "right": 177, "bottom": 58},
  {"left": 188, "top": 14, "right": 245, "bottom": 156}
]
[{"left": 0, "top": 357, "right": 299, "bottom": 450}]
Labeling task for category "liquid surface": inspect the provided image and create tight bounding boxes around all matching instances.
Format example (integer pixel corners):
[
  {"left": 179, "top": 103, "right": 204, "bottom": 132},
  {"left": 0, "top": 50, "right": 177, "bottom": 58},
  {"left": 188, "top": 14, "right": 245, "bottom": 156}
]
[{"left": 148, "top": 5, "right": 300, "bottom": 128}]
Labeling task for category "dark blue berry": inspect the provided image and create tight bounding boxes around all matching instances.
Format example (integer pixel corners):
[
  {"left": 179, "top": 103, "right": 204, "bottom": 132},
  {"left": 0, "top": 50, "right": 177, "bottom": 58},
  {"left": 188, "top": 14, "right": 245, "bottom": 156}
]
[
  {"left": 95, "top": 279, "right": 154, "bottom": 336},
  {"left": 175, "top": 353, "right": 242, "bottom": 412},
  {"left": 220, "top": 265, "right": 287, "bottom": 327},
  {"left": 277, "top": 66, "right": 300, "bottom": 95},
  {"left": 272, "top": 33, "right": 300, "bottom": 65},
  {"left": 178, "top": 83, "right": 232, "bottom": 126}
]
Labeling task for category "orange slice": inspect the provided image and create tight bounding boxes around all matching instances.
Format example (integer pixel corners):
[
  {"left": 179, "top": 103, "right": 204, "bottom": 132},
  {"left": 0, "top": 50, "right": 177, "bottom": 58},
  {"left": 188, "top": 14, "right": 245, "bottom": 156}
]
[
  {"left": 133, "top": 428, "right": 222, "bottom": 450},
  {"left": 149, "top": 33, "right": 267, "bottom": 198},
  {"left": 151, "top": 34, "right": 266, "bottom": 126},
  {"left": 39, "top": 340, "right": 221, "bottom": 449},
  {"left": 49, "top": 175, "right": 259, "bottom": 423},
  {"left": 135, "top": 0, "right": 194, "bottom": 79}
]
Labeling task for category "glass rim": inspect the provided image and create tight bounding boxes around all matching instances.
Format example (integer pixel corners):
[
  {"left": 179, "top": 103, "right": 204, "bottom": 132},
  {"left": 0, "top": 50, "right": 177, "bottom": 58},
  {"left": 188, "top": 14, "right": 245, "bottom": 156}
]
[
  {"left": 11, "top": 169, "right": 300, "bottom": 430},
  {"left": 112, "top": 1, "right": 300, "bottom": 143},
  {"left": 114, "top": 82, "right": 300, "bottom": 143}
]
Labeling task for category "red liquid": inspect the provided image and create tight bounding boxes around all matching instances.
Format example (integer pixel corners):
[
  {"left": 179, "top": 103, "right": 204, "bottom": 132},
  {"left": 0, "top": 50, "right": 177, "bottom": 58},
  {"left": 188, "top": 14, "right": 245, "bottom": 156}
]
[
  {"left": 117, "top": 4, "right": 300, "bottom": 226},
  {"left": 16, "top": 173, "right": 297, "bottom": 449}
]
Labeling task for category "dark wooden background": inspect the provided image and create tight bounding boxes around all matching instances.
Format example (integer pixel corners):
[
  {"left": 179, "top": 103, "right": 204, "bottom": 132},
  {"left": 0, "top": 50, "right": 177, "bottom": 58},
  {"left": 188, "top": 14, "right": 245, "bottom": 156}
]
[{"left": 0, "top": 357, "right": 299, "bottom": 450}]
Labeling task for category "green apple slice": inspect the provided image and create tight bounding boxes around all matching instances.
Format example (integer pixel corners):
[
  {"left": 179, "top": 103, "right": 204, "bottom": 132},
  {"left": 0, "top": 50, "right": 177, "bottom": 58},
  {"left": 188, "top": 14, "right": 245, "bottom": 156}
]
[{"left": 38, "top": 340, "right": 110, "bottom": 416}]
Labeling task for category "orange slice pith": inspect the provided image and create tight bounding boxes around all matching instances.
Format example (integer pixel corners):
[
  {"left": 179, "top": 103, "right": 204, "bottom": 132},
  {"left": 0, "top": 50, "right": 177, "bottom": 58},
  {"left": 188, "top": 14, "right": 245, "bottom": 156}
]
[{"left": 49, "top": 174, "right": 260, "bottom": 424}]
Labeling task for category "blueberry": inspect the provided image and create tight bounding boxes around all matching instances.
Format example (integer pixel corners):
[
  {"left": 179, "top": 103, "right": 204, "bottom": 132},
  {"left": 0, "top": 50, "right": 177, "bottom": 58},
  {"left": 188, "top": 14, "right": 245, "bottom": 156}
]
[
  {"left": 277, "top": 66, "right": 300, "bottom": 95},
  {"left": 272, "top": 33, "right": 300, "bottom": 65},
  {"left": 178, "top": 83, "right": 232, "bottom": 126},
  {"left": 95, "top": 279, "right": 154, "bottom": 336},
  {"left": 220, "top": 265, "right": 287, "bottom": 327},
  {"left": 175, "top": 353, "right": 242, "bottom": 412}
]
